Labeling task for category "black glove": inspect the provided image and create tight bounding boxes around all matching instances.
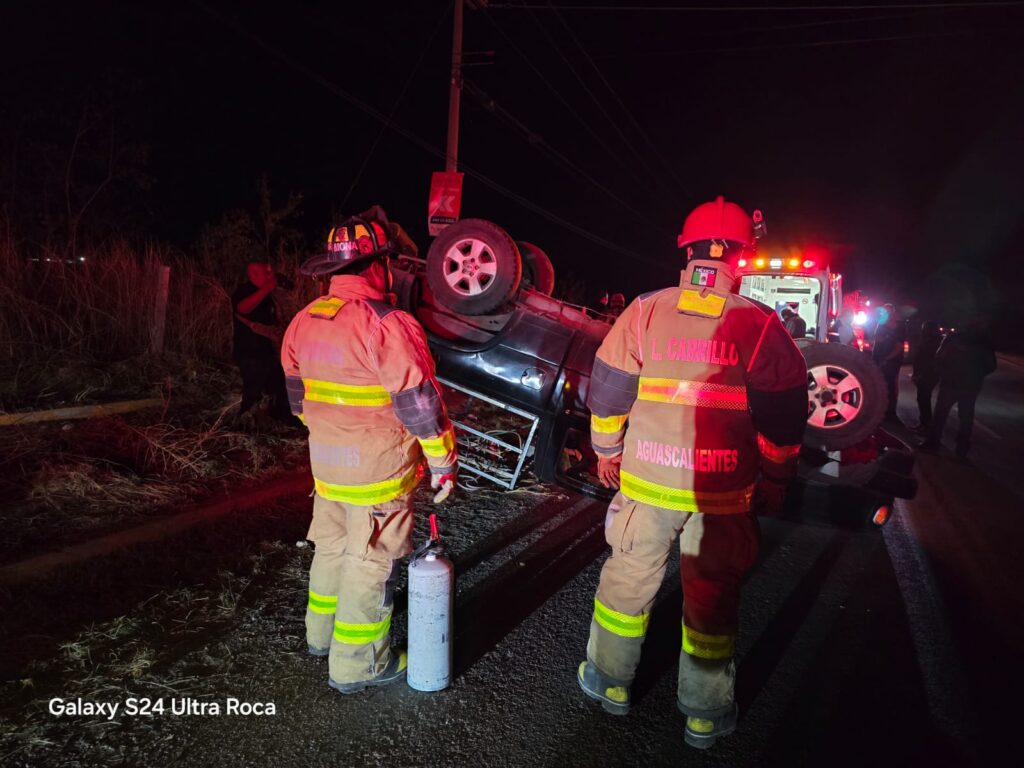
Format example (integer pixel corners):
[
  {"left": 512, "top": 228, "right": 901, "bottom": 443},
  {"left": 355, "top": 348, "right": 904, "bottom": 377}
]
[{"left": 753, "top": 478, "right": 788, "bottom": 518}]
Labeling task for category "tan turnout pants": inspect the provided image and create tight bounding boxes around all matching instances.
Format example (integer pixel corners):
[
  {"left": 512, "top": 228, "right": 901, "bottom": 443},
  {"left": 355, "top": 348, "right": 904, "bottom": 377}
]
[
  {"left": 587, "top": 493, "right": 759, "bottom": 718},
  {"left": 305, "top": 492, "right": 414, "bottom": 684}
]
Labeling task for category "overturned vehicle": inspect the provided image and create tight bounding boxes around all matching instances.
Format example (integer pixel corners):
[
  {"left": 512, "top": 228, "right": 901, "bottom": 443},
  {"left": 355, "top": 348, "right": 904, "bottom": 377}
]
[{"left": 385, "top": 218, "right": 916, "bottom": 529}]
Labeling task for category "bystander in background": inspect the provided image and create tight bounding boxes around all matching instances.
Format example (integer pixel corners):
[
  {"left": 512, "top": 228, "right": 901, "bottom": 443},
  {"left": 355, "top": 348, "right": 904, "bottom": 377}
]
[
  {"left": 872, "top": 303, "right": 906, "bottom": 423},
  {"left": 920, "top": 319, "right": 997, "bottom": 459},
  {"left": 911, "top": 321, "right": 943, "bottom": 434},
  {"left": 781, "top": 306, "right": 807, "bottom": 339},
  {"left": 232, "top": 260, "right": 299, "bottom": 428}
]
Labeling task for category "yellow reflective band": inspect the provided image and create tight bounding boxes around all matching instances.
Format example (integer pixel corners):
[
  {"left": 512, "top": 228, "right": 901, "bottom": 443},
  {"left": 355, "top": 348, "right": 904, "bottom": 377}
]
[
  {"left": 313, "top": 468, "right": 419, "bottom": 506},
  {"left": 682, "top": 624, "right": 735, "bottom": 660},
  {"left": 620, "top": 471, "right": 753, "bottom": 514},
  {"left": 605, "top": 686, "right": 629, "bottom": 703},
  {"left": 638, "top": 378, "right": 748, "bottom": 411},
  {"left": 308, "top": 297, "right": 346, "bottom": 319},
  {"left": 333, "top": 615, "right": 391, "bottom": 645},
  {"left": 419, "top": 428, "right": 456, "bottom": 458},
  {"left": 591, "top": 413, "right": 628, "bottom": 434},
  {"left": 757, "top": 433, "right": 801, "bottom": 463},
  {"left": 677, "top": 289, "right": 726, "bottom": 318},
  {"left": 303, "top": 379, "right": 392, "bottom": 406},
  {"left": 593, "top": 598, "right": 650, "bottom": 639},
  {"left": 297, "top": 413, "right": 306, "bottom": 425},
  {"left": 307, "top": 590, "right": 338, "bottom": 615},
  {"left": 687, "top": 717, "right": 715, "bottom": 734}
]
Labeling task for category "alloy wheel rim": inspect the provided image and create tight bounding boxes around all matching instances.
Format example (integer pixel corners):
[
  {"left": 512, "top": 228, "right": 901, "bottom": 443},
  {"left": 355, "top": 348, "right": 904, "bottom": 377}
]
[
  {"left": 443, "top": 238, "right": 498, "bottom": 296},
  {"left": 806, "top": 363, "right": 863, "bottom": 429}
]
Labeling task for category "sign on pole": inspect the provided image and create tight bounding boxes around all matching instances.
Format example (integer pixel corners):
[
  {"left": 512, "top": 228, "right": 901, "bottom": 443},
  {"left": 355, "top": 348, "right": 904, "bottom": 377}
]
[{"left": 427, "top": 171, "right": 464, "bottom": 236}]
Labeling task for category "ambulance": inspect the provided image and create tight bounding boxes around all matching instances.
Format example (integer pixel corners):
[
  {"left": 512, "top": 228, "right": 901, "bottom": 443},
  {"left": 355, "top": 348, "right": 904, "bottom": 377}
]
[{"left": 733, "top": 252, "right": 917, "bottom": 526}]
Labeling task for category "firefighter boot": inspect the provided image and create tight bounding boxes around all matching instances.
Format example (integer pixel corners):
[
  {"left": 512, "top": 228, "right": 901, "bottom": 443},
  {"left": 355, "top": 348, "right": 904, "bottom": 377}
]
[
  {"left": 577, "top": 661, "right": 630, "bottom": 715},
  {"left": 681, "top": 702, "right": 738, "bottom": 750},
  {"left": 328, "top": 650, "right": 408, "bottom": 695}
]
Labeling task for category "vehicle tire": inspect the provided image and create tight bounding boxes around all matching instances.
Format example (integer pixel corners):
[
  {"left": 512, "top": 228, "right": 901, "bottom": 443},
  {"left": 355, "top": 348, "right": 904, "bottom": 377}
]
[
  {"left": 801, "top": 341, "right": 887, "bottom": 450},
  {"left": 516, "top": 241, "right": 556, "bottom": 295},
  {"left": 426, "top": 219, "right": 522, "bottom": 315}
]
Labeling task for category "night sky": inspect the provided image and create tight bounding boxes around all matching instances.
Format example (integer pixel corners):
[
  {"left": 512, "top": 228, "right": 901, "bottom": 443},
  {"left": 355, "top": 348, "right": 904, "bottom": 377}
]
[{"left": 4, "top": 1, "right": 1024, "bottom": 332}]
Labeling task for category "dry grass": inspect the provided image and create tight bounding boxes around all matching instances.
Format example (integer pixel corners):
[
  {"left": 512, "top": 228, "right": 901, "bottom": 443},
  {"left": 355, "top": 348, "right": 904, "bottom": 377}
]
[
  {"left": 0, "top": 238, "right": 316, "bottom": 410},
  {"left": 0, "top": 407, "right": 308, "bottom": 560},
  {"left": 0, "top": 239, "right": 232, "bottom": 366}
]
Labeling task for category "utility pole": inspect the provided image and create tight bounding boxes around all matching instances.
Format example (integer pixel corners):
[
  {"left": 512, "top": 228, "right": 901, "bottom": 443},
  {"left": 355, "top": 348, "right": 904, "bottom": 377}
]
[{"left": 445, "top": 0, "right": 464, "bottom": 172}]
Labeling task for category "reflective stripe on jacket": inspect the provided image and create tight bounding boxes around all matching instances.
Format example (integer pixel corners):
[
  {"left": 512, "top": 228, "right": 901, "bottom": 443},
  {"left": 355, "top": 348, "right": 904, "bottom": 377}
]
[
  {"left": 588, "top": 260, "right": 807, "bottom": 513},
  {"left": 281, "top": 275, "right": 457, "bottom": 505}
]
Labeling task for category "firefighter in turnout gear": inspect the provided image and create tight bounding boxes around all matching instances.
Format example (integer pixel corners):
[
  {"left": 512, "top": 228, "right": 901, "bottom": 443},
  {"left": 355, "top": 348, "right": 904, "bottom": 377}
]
[
  {"left": 282, "top": 207, "right": 457, "bottom": 693},
  {"left": 577, "top": 197, "right": 807, "bottom": 749}
]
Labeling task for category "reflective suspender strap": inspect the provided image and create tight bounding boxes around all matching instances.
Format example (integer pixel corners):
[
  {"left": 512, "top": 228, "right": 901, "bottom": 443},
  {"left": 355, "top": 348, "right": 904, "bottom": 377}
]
[
  {"left": 593, "top": 598, "right": 650, "bottom": 638},
  {"left": 313, "top": 467, "right": 420, "bottom": 506},
  {"left": 333, "top": 616, "right": 391, "bottom": 645},
  {"left": 303, "top": 379, "right": 392, "bottom": 406},
  {"left": 307, "top": 590, "right": 338, "bottom": 615},
  {"left": 682, "top": 624, "right": 735, "bottom": 660},
  {"left": 620, "top": 471, "right": 753, "bottom": 514}
]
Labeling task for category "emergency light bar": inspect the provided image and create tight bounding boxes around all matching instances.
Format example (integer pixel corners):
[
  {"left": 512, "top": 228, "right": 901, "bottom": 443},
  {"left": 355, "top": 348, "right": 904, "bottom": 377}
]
[{"left": 736, "top": 257, "right": 816, "bottom": 270}]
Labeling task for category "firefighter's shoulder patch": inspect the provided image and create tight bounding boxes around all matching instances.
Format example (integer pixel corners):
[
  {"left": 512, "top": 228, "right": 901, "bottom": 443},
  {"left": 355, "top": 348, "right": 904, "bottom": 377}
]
[
  {"left": 307, "top": 297, "right": 346, "bottom": 319},
  {"left": 677, "top": 289, "right": 726, "bottom": 318}
]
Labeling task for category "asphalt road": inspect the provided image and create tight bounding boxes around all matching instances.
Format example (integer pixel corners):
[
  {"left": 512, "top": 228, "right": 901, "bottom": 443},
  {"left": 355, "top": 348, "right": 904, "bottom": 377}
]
[{"left": 4, "top": 360, "right": 1022, "bottom": 767}]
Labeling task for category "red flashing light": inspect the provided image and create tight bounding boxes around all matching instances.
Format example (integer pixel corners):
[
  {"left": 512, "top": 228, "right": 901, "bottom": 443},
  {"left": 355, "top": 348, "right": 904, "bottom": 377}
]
[
  {"left": 872, "top": 505, "right": 891, "bottom": 526},
  {"left": 737, "top": 258, "right": 747, "bottom": 268},
  {"left": 803, "top": 259, "right": 815, "bottom": 269}
]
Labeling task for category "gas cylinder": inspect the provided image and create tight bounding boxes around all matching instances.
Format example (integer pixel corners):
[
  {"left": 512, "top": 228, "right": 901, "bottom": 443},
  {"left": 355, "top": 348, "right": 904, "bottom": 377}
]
[{"left": 407, "top": 516, "right": 454, "bottom": 691}]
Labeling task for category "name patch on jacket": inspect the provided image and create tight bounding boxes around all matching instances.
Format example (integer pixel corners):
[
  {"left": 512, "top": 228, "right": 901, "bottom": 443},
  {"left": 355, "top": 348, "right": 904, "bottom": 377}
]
[
  {"left": 635, "top": 442, "right": 739, "bottom": 472},
  {"left": 650, "top": 337, "right": 739, "bottom": 366}
]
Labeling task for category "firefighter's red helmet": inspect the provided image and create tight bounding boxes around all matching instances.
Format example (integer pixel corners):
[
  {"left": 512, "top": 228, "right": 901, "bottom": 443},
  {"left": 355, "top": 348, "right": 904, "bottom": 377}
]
[
  {"left": 677, "top": 196, "right": 755, "bottom": 249},
  {"left": 301, "top": 206, "right": 395, "bottom": 277}
]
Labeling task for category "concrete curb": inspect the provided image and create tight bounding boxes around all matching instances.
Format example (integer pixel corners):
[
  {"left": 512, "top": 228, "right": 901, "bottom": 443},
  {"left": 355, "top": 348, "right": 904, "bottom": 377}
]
[
  {"left": 0, "top": 398, "right": 164, "bottom": 427},
  {"left": 0, "top": 470, "right": 313, "bottom": 586}
]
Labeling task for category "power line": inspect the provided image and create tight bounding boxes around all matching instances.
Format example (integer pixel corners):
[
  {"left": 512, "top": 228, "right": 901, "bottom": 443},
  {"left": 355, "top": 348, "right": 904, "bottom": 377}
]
[
  {"left": 188, "top": 0, "right": 654, "bottom": 263},
  {"left": 518, "top": 1, "right": 677, "bottom": 199},
  {"left": 602, "top": 27, "right": 976, "bottom": 57},
  {"left": 481, "top": 6, "right": 659, "bottom": 194},
  {"left": 701, "top": 8, "right": 957, "bottom": 36},
  {"left": 546, "top": 0, "right": 690, "bottom": 200},
  {"left": 341, "top": 2, "right": 451, "bottom": 209},
  {"left": 463, "top": 79, "right": 665, "bottom": 229},
  {"left": 489, "top": 2, "right": 1024, "bottom": 11}
]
